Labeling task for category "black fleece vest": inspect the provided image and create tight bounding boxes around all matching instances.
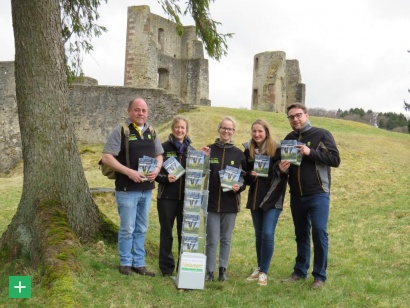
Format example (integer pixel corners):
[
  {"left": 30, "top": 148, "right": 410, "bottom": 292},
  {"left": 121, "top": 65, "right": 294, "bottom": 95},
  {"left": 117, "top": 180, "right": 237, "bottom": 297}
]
[{"left": 115, "top": 124, "right": 156, "bottom": 191}]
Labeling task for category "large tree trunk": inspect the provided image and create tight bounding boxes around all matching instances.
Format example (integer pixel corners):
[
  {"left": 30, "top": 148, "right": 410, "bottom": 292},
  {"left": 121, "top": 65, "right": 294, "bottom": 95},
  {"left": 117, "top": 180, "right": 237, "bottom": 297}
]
[{"left": 0, "top": 0, "right": 103, "bottom": 269}]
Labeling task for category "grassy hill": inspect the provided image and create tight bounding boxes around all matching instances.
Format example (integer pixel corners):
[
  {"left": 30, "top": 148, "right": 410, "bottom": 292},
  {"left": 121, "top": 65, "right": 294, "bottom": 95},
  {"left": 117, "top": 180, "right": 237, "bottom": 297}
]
[{"left": 1, "top": 106, "right": 409, "bottom": 307}]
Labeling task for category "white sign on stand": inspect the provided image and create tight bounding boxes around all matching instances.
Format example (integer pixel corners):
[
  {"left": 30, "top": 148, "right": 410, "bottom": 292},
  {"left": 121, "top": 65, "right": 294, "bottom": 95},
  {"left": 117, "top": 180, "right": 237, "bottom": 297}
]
[{"left": 176, "top": 252, "right": 206, "bottom": 290}]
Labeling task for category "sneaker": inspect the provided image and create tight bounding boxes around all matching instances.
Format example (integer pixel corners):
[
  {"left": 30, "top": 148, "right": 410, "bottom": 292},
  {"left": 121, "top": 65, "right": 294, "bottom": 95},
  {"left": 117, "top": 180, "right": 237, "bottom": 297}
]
[
  {"left": 131, "top": 266, "right": 155, "bottom": 277},
  {"left": 246, "top": 267, "right": 260, "bottom": 281},
  {"left": 311, "top": 279, "right": 325, "bottom": 289},
  {"left": 257, "top": 272, "right": 268, "bottom": 286},
  {"left": 281, "top": 273, "right": 305, "bottom": 283}
]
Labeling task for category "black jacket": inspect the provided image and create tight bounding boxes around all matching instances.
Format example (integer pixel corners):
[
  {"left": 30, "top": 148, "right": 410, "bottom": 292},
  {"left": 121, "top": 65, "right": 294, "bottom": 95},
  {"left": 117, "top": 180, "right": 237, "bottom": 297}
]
[
  {"left": 207, "top": 140, "right": 247, "bottom": 213},
  {"left": 243, "top": 142, "right": 288, "bottom": 211},
  {"left": 155, "top": 135, "right": 191, "bottom": 200},
  {"left": 284, "top": 120, "right": 340, "bottom": 196}
]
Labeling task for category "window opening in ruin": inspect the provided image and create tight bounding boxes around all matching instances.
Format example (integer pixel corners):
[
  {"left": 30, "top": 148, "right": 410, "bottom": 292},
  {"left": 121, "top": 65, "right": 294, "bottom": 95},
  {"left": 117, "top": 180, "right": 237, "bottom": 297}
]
[
  {"left": 158, "top": 68, "right": 169, "bottom": 89},
  {"left": 254, "top": 57, "right": 259, "bottom": 70},
  {"left": 158, "top": 28, "right": 164, "bottom": 49},
  {"left": 253, "top": 89, "right": 258, "bottom": 105}
]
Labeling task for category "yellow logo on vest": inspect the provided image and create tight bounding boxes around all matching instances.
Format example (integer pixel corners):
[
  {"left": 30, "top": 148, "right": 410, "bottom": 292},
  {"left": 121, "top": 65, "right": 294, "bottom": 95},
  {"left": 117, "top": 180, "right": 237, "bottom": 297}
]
[{"left": 128, "top": 134, "right": 137, "bottom": 141}]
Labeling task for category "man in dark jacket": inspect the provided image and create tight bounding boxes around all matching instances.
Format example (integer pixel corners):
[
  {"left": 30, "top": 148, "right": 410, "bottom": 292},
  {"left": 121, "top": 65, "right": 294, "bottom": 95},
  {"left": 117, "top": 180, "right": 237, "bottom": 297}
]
[{"left": 279, "top": 103, "right": 340, "bottom": 289}]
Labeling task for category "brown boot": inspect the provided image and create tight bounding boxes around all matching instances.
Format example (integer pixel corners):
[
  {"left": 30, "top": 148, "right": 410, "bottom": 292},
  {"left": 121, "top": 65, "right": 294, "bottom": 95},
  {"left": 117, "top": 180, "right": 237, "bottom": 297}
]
[
  {"left": 119, "top": 265, "right": 132, "bottom": 275},
  {"left": 131, "top": 266, "right": 155, "bottom": 277}
]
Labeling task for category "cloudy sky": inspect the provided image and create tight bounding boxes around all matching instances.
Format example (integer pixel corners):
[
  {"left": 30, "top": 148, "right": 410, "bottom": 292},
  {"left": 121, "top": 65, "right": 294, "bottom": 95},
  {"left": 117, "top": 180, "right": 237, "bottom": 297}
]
[{"left": 1, "top": 0, "right": 409, "bottom": 114}]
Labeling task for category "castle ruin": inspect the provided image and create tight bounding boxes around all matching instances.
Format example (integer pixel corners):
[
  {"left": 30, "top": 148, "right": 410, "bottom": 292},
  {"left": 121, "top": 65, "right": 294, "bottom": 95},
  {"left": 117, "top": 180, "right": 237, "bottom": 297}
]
[
  {"left": 252, "top": 51, "right": 305, "bottom": 113},
  {"left": 124, "top": 6, "right": 210, "bottom": 105},
  {"left": 0, "top": 7, "right": 308, "bottom": 174}
]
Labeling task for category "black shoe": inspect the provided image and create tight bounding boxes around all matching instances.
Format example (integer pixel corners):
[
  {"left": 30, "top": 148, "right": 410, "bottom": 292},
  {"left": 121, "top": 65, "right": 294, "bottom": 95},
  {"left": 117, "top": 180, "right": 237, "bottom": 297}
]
[
  {"left": 205, "top": 271, "right": 214, "bottom": 281},
  {"left": 131, "top": 266, "right": 155, "bottom": 277},
  {"left": 119, "top": 265, "right": 132, "bottom": 275},
  {"left": 218, "top": 267, "right": 228, "bottom": 281}
]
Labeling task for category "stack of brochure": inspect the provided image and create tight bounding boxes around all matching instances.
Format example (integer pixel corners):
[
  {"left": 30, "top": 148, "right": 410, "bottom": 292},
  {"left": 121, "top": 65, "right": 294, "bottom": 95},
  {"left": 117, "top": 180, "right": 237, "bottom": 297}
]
[{"left": 181, "top": 148, "right": 208, "bottom": 253}]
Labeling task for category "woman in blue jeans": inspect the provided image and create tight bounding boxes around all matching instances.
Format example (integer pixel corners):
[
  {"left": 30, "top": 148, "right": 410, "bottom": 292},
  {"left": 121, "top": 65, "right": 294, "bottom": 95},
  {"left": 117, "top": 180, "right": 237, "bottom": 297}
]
[{"left": 243, "top": 119, "right": 288, "bottom": 286}]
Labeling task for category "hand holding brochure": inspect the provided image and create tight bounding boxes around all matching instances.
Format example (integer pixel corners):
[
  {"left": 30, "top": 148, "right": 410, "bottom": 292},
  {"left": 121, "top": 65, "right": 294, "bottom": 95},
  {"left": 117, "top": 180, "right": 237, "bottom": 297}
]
[
  {"left": 163, "top": 156, "right": 185, "bottom": 179},
  {"left": 138, "top": 156, "right": 157, "bottom": 180},
  {"left": 281, "top": 140, "right": 304, "bottom": 166},
  {"left": 220, "top": 166, "right": 242, "bottom": 190}
]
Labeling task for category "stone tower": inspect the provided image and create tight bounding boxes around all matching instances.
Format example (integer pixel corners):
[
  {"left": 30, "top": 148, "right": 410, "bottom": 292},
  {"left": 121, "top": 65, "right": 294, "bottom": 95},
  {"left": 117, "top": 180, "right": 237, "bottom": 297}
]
[
  {"left": 252, "top": 51, "right": 305, "bottom": 113},
  {"left": 124, "top": 5, "right": 210, "bottom": 105}
]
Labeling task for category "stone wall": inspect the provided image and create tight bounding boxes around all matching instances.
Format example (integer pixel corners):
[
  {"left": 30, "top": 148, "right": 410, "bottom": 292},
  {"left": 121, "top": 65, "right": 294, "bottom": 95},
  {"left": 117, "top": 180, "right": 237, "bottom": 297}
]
[
  {"left": 0, "top": 61, "right": 195, "bottom": 174},
  {"left": 251, "top": 51, "right": 305, "bottom": 112}
]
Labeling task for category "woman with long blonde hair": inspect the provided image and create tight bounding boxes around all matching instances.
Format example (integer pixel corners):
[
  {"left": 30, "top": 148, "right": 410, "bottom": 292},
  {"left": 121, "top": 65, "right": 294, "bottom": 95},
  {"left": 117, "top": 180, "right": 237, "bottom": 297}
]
[{"left": 243, "top": 119, "right": 287, "bottom": 286}]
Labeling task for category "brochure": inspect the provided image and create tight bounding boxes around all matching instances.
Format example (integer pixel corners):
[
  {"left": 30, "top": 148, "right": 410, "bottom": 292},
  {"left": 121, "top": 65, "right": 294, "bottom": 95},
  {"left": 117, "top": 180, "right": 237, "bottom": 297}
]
[
  {"left": 187, "top": 148, "right": 205, "bottom": 171},
  {"left": 221, "top": 166, "right": 241, "bottom": 189},
  {"left": 138, "top": 156, "right": 157, "bottom": 180},
  {"left": 184, "top": 190, "right": 202, "bottom": 212},
  {"left": 182, "top": 235, "right": 199, "bottom": 252},
  {"left": 281, "top": 140, "right": 304, "bottom": 166},
  {"left": 185, "top": 170, "right": 203, "bottom": 189},
  {"left": 254, "top": 154, "right": 270, "bottom": 177},
  {"left": 163, "top": 156, "right": 185, "bottom": 179},
  {"left": 183, "top": 214, "right": 201, "bottom": 233}
]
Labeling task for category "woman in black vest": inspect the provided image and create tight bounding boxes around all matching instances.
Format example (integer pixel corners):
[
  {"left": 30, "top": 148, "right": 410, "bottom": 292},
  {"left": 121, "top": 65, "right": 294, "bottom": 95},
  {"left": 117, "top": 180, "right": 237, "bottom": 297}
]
[
  {"left": 204, "top": 116, "right": 247, "bottom": 282},
  {"left": 155, "top": 116, "right": 192, "bottom": 276}
]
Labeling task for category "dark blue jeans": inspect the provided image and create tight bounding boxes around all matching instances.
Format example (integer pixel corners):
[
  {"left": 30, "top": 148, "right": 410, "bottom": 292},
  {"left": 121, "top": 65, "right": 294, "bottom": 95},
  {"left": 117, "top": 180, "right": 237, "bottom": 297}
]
[
  {"left": 290, "top": 193, "right": 330, "bottom": 281},
  {"left": 250, "top": 208, "right": 282, "bottom": 274}
]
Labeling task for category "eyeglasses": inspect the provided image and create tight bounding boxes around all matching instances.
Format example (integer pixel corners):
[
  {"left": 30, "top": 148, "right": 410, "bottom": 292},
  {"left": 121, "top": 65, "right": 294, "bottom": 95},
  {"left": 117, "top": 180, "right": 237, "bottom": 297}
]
[
  {"left": 287, "top": 113, "right": 304, "bottom": 121},
  {"left": 219, "top": 127, "right": 235, "bottom": 132}
]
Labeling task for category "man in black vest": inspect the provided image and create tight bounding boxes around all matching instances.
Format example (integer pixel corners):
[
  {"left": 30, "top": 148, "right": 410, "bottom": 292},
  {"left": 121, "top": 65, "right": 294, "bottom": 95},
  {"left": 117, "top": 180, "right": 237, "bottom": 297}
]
[{"left": 102, "top": 98, "right": 163, "bottom": 276}]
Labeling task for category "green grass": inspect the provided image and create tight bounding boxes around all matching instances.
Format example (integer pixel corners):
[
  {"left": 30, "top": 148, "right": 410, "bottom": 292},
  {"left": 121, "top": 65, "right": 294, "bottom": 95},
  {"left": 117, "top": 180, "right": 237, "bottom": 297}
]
[{"left": 1, "top": 106, "right": 409, "bottom": 307}]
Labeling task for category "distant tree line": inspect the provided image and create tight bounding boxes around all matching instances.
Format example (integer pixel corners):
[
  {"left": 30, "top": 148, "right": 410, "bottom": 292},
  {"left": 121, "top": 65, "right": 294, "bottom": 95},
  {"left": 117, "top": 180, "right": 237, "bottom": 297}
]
[
  {"left": 307, "top": 107, "right": 410, "bottom": 134},
  {"left": 403, "top": 50, "right": 410, "bottom": 112}
]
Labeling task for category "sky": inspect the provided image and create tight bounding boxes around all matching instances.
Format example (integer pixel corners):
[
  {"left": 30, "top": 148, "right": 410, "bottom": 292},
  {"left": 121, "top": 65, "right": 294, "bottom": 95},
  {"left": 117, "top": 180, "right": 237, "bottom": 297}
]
[{"left": 1, "top": 0, "right": 409, "bottom": 115}]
